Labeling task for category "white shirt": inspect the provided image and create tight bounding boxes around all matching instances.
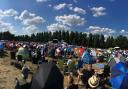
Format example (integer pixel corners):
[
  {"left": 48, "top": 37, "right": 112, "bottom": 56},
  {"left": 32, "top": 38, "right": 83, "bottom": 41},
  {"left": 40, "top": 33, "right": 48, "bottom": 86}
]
[{"left": 114, "top": 57, "right": 120, "bottom": 63}]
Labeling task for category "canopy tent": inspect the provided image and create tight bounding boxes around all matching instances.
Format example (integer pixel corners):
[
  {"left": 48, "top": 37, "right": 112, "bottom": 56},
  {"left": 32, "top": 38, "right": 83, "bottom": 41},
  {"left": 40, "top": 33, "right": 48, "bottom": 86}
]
[
  {"left": 79, "top": 47, "right": 85, "bottom": 56},
  {"left": 31, "top": 63, "right": 64, "bottom": 89},
  {"left": 81, "top": 50, "right": 94, "bottom": 64}
]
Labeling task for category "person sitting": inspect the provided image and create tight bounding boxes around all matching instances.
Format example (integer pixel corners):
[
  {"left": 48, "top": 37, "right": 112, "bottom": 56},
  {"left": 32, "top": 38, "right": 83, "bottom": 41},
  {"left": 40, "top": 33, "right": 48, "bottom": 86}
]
[
  {"left": 15, "top": 74, "right": 29, "bottom": 89},
  {"left": 81, "top": 64, "right": 95, "bottom": 88},
  {"left": 21, "top": 65, "right": 30, "bottom": 79}
]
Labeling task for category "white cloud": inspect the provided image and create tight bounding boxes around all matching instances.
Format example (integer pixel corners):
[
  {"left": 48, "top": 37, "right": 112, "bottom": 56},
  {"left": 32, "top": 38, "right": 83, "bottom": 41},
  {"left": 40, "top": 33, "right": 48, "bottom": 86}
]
[
  {"left": 48, "top": 4, "right": 52, "bottom": 7},
  {"left": 91, "top": 7, "right": 106, "bottom": 17},
  {"left": 55, "top": 14, "right": 85, "bottom": 26},
  {"left": 70, "top": 7, "right": 86, "bottom": 15},
  {"left": 54, "top": 4, "right": 86, "bottom": 15},
  {"left": 23, "top": 16, "right": 45, "bottom": 26},
  {"left": 67, "top": 4, "right": 73, "bottom": 7},
  {"left": 15, "top": 10, "right": 35, "bottom": 20},
  {"left": 119, "top": 29, "right": 128, "bottom": 37},
  {"left": 0, "top": 9, "right": 18, "bottom": 18},
  {"left": 88, "top": 26, "right": 115, "bottom": 34},
  {"left": 14, "top": 10, "right": 45, "bottom": 35},
  {"left": 0, "top": 20, "right": 16, "bottom": 34},
  {"left": 3, "top": 9, "right": 18, "bottom": 16},
  {"left": 104, "top": 34, "right": 109, "bottom": 38},
  {"left": 120, "top": 29, "right": 125, "bottom": 33},
  {"left": 104, "top": 34, "right": 111, "bottom": 41},
  {"left": 83, "top": 32, "right": 90, "bottom": 36},
  {"left": 53, "top": 3, "right": 73, "bottom": 11},
  {"left": 47, "top": 23, "right": 70, "bottom": 32},
  {"left": 0, "top": 21, "right": 12, "bottom": 31},
  {"left": 36, "top": 0, "right": 48, "bottom": 3},
  {"left": 15, "top": 10, "right": 45, "bottom": 26},
  {"left": 73, "top": 0, "right": 78, "bottom": 3},
  {"left": 22, "top": 25, "right": 39, "bottom": 35},
  {"left": 54, "top": 3, "right": 67, "bottom": 10}
]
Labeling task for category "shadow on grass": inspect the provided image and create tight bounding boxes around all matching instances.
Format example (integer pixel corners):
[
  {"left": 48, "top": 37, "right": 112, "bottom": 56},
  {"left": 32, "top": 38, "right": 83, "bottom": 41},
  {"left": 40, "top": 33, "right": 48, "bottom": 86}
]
[{"left": 0, "top": 50, "right": 9, "bottom": 58}]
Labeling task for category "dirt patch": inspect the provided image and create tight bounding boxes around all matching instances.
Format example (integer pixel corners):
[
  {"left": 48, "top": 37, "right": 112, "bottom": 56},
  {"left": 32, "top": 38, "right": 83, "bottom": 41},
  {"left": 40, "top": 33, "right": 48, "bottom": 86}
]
[{"left": 0, "top": 57, "right": 21, "bottom": 89}]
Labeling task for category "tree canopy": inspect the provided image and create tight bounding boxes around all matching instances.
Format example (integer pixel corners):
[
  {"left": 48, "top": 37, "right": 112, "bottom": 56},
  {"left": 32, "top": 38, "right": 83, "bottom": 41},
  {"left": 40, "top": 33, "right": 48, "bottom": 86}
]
[{"left": 0, "top": 31, "right": 128, "bottom": 49}]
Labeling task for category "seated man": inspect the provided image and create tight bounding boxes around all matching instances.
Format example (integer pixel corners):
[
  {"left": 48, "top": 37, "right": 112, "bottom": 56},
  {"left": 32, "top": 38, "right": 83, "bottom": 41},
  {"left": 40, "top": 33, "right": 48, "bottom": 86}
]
[
  {"left": 81, "top": 64, "right": 95, "bottom": 88},
  {"left": 21, "top": 65, "right": 30, "bottom": 79},
  {"left": 15, "top": 74, "right": 29, "bottom": 89},
  {"left": 15, "top": 65, "right": 30, "bottom": 89}
]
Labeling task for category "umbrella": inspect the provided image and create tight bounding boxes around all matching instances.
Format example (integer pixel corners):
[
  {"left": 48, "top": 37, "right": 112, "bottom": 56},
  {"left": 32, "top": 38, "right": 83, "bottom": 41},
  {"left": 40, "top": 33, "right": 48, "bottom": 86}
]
[
  {"left": 108, "top": 56, "right": 127, "bottom": 71},
  {"left": 110, "top": 62, "right": 128, "bottom": 89},
  {"left": 81, "top": 50, "right": 93, "bottom": 64},
  {"left": 31, "top": 63, "right": 64, "bottom": 89}
]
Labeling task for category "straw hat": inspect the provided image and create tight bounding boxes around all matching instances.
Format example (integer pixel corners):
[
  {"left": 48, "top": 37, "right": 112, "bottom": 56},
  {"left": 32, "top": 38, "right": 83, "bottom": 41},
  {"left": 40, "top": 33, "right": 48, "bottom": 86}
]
[{"left": 88, "top": 75, "right": 99, "bottom": 88}]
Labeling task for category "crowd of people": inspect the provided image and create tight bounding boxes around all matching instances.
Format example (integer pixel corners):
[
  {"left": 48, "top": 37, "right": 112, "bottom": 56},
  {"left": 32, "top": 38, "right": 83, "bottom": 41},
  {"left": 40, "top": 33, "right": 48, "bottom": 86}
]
[{"left": 1, "top": 40, "right": 128, "bottom": 89}]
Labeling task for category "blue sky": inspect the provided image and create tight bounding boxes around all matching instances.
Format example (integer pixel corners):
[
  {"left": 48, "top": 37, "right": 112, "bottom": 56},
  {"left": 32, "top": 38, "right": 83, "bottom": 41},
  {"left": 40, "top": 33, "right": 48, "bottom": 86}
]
[{"left": 0, "top": 0, "right": 127, "bottom": 37}]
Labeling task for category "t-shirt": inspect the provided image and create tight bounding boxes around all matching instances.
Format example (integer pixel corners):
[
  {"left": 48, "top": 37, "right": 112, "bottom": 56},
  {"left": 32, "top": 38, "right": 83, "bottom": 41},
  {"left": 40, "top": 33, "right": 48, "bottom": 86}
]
[
  {"left": 114, "top": 57, "right": 120, "bottom": 63},
  {"left": 81, "top": 69, "right": 94, "bottom": 86}
]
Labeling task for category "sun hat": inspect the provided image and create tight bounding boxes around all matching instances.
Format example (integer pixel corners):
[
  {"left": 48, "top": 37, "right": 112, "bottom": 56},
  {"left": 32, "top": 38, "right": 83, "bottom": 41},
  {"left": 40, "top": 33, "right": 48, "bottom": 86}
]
[{"left": 88, "top": 75, "right": 99, "bottom": 88}]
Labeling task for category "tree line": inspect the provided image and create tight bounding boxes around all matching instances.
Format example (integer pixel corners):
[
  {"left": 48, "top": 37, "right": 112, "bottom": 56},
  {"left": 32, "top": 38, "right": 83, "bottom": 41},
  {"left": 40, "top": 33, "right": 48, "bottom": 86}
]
[{"left": 0, "top": 31, "right": 128, "bottom": 49}]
